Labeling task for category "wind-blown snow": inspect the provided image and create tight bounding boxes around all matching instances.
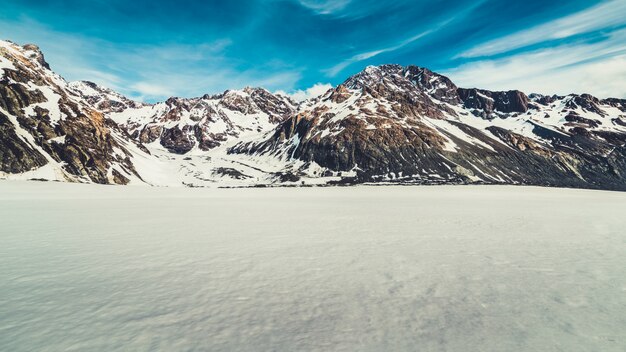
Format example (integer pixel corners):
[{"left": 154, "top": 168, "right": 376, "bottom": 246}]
[{"left": 0, "top": 182, "right": 625, "bottom": 351}]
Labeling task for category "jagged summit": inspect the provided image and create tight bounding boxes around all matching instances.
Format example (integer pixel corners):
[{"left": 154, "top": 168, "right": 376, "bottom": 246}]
[
  {"left": 341, "top": 64, "right": 531, "bottom": 117},
  {"left": 2, "top": 40, "right": 626, "bottom": 190},
  {"left": 21, "top": 43, "right": 51, "bottom": 70}
]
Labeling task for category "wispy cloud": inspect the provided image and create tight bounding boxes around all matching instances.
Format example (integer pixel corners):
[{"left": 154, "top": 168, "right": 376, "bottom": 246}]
[
  {"left": 444, "top": 28, "right": 626, "bottom": 98},
  {"left": 459, "top": 0, "right": 626, "bottom": 58},
  {"left": 296, "top": 0, "right": 351, "bottom": 15},
  {"left": 324, "top": 1, "right": 489, "bottom": 77},
  {"left": 325, "top": 30, "right": 434, "bottom": 77},
  {"left": 129, "top": 82, "right": 176, "bottom": 98}
]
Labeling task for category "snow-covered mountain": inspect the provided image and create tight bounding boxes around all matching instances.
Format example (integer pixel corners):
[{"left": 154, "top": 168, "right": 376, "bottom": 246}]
[
  {"left": 0, "top": 40, "right": 147, "bottom": 185},
  {"left": 2, "top": 40, "right": 626, "bottom": 190},
  {"left": 232, "top": 65, "right": 626, "bottom": 189},
  {"left": 107, "top": 87, "right": 296, "bottom": 154}
]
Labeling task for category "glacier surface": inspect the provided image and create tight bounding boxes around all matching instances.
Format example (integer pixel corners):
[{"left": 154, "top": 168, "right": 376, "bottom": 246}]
[{"left": 0, "top": 182, "right": 625, "bottom": 351}]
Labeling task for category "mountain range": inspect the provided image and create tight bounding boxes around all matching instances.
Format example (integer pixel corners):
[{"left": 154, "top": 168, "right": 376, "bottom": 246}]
[{"left": 2, "top": 40, "right": 626, "bottom": 190}]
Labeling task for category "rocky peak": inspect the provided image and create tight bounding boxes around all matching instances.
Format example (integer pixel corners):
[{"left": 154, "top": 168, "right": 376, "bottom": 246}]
[
  {"left": 0, "top": 41, "right": 51, "bottom": 72},
  {"left": 343, "top": 64, "right": 534, "bottom": 118},
  {"left": 329, "top": 85, "right": 352, "bottom": 104},
  {"left": 404, "top": 66, "right": 460, "bottom": 104},
  {"left": 343, "top": 64, "right": 404, "bottom": 90},
  {"left": 247, "top": 87, "right": 296, "bottom": 122},
  {"left": 529, "top": 93, "right": 563, "bottom": 106},
  {"left": 21, "top": 44, "right": 51, "bottom": 70},
  {"left": 219, "top": 89, "right": 261, "bottom": 115},
  {"left": 565, "top": 94, "right": 607, "bottom": 116},
  {"left": 158, "top": 87, "right": 295, "bottom": 122},
  {"left": 341, "top": 64, "right": 461, "bottom": 107},
  {"left": 165, "top": 96, "right": 186, "bottom": 107}
]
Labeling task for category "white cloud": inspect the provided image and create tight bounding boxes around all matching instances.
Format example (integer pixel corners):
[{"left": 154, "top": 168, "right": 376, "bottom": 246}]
[
  {"left": 130, "top": 82, "right": 176, "bottom": 98},
  {"left": 276, "top": 82, "right": 333, "bottom": 102},
  {"left": 459, "top": 0, "right": 626, "bottom": 58},
  {"left": 443, "top": 29, "right": 626, "bottom": 98}
]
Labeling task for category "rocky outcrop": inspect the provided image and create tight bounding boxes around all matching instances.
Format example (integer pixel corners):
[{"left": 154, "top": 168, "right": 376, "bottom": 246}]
[
  {"left": 136, "top": 124, "right": 163, "bottom": 144},
  {"left": 0, "top": 79, "right": 47, "bottom": 116},
  {"left": 406, "top": 66, "right": 461, "bottom": 104},
  {"left": 566, "top": 94, "right": 607, "bottom": 116},
  {"left": 602, "top": 98, "right": 626, "bottom": 113},
  {"left": 160, "top": 125, "right": 195, "bottom": 154},
  {"left": 458, "top": 88, "right": 529, "bottom": 117},
  {"left": 21, "top": 44, "right": 50, "bottom": 70},
  {"left": 0, "top": 112, "right": 48, "bottom": 173}
]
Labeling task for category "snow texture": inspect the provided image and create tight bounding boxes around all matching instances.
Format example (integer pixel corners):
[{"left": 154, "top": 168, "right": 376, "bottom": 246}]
[{"left": 0, "top": 182, "right": 625, "bottom": 351}]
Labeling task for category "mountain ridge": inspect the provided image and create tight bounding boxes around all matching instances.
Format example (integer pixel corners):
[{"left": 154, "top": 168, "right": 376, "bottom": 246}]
[{"left": 2, "top": 39, "right": 626, "bottom": 190}]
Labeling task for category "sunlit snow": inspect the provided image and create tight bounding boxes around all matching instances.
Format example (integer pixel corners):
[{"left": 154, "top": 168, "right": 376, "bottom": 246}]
[{"left": 0, "top": 182, "right": 625, "bottom": 351}]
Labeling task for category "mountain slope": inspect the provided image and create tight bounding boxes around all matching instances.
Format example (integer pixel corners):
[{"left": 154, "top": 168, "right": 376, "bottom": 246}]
[
  {"left": 0, "top": 40, "right": 147, "bottom": 184},
  {"left": 231, "top": 65, "right": 626, "bottom": 189},
  {"left": 106, "top": 87, "right": 296, "bottom": 154},
  {"left": 2, "top": 41, "right": 626, "bottom": 190}
]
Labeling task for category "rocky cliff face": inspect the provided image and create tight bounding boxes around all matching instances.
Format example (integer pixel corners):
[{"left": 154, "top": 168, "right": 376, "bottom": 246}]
[{"left": 2, "top": 40, "right": 626, "bottom": 190}]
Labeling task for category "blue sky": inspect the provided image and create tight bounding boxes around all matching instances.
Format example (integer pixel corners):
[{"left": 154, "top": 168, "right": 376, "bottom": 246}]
[{"left": 1, "top": 0, "right": 625, "bottom": 101}]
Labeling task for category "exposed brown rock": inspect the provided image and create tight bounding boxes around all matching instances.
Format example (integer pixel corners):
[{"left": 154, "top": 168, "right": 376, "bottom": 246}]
[{"left": 160, "top": 125, "right": 195, "bottom": 154}]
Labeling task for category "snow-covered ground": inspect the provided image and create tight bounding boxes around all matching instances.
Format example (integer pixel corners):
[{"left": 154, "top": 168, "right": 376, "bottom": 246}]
[{"left": 0, "top": 182, "right": 625, "bottom": 351}]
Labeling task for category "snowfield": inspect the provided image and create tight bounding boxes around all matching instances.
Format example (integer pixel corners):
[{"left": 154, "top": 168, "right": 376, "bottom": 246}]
[{"left": 0, "top": 182, "right": 625, "bottom": 351}]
